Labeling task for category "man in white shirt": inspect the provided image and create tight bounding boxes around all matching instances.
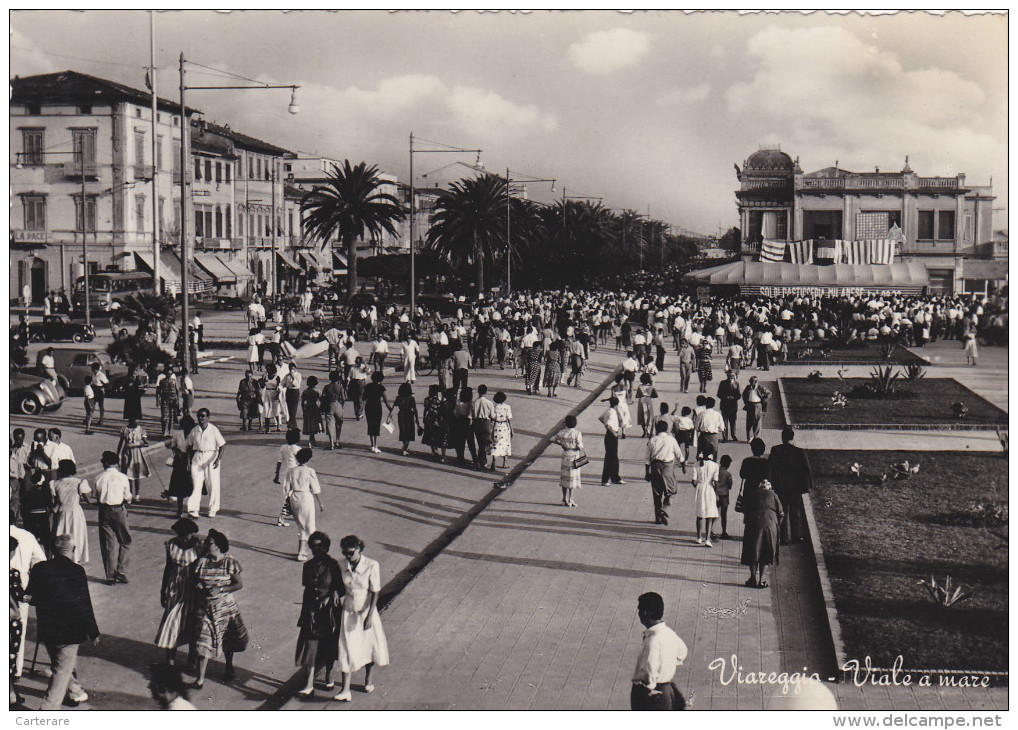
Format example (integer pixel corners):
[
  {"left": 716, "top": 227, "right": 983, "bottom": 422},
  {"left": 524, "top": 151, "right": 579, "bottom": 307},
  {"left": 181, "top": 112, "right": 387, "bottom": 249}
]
[
  {"left": 644, "top": 421, "right": 683, "bottom": 525},
  {"left": 631, "top": 592, "right": 687, "bottom": 710},
  {"left": 43, "top": 429, "right": 75, "bottom": 479},
  {"left": 621, "top": 352, "right": 639, "bottom": 401},
  {"left": 179, "top": 368, "right": 194, "bottom": 415},
  {"left": 471, "top": 384, "right": 496, "bottom": 469},
  {"left": 41, "top": 348, "right": 58, "bottom": 384},
  {"left": 695, "top": 397, "right": 725, "bottom": 460},
  {"left": 400, "top": 334, "right": 420, "bottom": 384},
  {"left": 757, "top": 329, "right": 774, "bottom": 371},
  {"left": 186, "top": 409, "right": 226, "bottom": 519},
  {"left": 89, "top": 361, "right": 110, "bottom": 426},
  {"left": 324, "top": 325, "right": 346, "bottom": 373},
  {"left": 599, "top": 398, "right": 626, "bottom": 487},
  {"left": 371, "top": 335, "right": 389, "bottom": 373},
  {"left": 94, "top": 451, "right": 132, "bottom": 584}
]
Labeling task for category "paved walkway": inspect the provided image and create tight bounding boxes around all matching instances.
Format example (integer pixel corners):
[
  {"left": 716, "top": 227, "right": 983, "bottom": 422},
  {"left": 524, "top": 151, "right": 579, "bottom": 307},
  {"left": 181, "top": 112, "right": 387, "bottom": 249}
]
[{"left": 11, "top": 314, "right": 1008, "bottom": 711}]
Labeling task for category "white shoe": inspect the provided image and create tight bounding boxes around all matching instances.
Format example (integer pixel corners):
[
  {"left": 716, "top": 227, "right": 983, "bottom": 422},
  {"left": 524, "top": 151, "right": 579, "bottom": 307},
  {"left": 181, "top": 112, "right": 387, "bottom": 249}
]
[
  {"left": 333, "top": 690, "right": 352, "bottom": 702},
  {"left": 68, "top": 690, "right": 88, "bottom": 704},
  {"left": 696, "top": 537, "right": 705, "bottom": 545},
  {"left": 364, "top": 684, "right": 375, "bottom": 693},
  {"left": 705, "top": 540, "right": 713, "bottom": 548}
]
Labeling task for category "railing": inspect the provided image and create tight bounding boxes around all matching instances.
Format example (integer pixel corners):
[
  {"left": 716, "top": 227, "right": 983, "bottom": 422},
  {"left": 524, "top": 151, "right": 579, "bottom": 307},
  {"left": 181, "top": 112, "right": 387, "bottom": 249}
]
[
  {"left": 197, "top": 237, "right": 234, "bottom": 250},
  {"left": 741, "top": 179, "right": 790, "bottom": 190},
  {"left": 900, "top": 240, "right": 956, "bottom": 253},
  {"left": 799, "top": 178, "right": 844, "bottom": 190},
  {"left": 60, "top": 161, "right": 99, "bottom": 178},
  {"left": 916, "top": 177, "right": 959, "bottom": 189}
]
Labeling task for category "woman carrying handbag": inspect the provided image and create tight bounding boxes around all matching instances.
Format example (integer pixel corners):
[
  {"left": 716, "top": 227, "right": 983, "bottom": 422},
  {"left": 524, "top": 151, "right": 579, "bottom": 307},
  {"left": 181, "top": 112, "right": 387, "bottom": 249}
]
[{"left": 551, "top": 415, "right": 585, "bottom": 508}]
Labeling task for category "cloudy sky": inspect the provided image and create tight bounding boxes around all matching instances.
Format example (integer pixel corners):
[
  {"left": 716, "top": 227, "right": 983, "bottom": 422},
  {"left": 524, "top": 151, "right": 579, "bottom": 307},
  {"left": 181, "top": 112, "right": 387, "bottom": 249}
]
[{"left": 10, "top": 10, "right": 1008, "bottom": 235}]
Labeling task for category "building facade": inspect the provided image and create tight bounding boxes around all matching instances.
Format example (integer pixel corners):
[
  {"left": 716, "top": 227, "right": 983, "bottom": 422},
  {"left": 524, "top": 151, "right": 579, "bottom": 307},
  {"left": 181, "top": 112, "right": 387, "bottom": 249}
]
[
  {"left": 734, "top": 147, "right": 1003, "bottom": 294},
  {"left": 10, "top": 70, "right": 193, "bottom": 303}
]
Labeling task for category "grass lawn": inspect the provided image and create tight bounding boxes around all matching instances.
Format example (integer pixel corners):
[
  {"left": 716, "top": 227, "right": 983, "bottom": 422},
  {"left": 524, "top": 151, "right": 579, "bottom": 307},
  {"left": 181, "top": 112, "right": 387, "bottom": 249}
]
[
  {"left": 785, "top": 340, "right": 926, "bottom": 365},
  {"left": 780, "top": 377, "right": 1008, "bottom": 430},
  {"left": 809, "top": 450, "right": 1008, "bottom": 674}
]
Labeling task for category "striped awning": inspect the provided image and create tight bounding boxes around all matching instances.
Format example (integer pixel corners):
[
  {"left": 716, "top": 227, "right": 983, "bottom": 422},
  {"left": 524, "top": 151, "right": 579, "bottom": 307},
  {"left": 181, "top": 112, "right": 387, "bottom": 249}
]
[
  {"left": 683, "top": 261, "right": 930, "bottom": 293},
  {"left": 194, "top": 253, "right": 237, "bottom": 283}
]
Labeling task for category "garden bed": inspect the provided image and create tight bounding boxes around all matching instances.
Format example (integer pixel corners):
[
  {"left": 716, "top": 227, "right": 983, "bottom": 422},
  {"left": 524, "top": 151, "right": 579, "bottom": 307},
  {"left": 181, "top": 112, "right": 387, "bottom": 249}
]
[
  {"left": 809, "top": 450, "right": 1008, "bottom": 676},
  {"left": 779, "top": 377, "right": 1008, "bottom": 430},
  {"left": 785, "top": 340, "right": 926, "bottom": 365}
]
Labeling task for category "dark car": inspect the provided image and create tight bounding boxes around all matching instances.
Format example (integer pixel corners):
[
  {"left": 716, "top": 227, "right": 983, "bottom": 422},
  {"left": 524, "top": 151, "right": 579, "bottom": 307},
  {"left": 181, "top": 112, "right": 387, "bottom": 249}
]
[
  {"left": 10, "top": 372, "right": 66, "bottom": 416},
  {"left": 27, "top": 314, "right": 96, "bottom": 343},
  {"left": 32, "top": 348, "right": 136, "bottom": 396},
  {"left": 213, "top": 295, "right": 248, "bottom": 310}
]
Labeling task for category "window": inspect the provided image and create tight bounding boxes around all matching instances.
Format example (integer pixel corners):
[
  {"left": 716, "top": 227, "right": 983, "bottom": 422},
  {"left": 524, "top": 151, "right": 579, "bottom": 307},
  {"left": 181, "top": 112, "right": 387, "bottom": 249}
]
[
  {"left": 134, "top": 108, "right": 142, "bottom": 118},
  {"left": 194, "top": 157, "right": 202, "bottom": 181},
  {"left": 917, "top": 211, "right": 935, "bottom": 240},
  {"left": 71, "top": 128, "right": 97, "bottom": 165},
  {"left": 22, "top": 195, "right": 46, "bottom": 231},
  {"left": 79, "top": 105, "right": 92, "bottom": 115},
  {"left": 288, "top": 210, "right": 294, "bottom": 236},
  {"left": 225, "top": 205, "right": 232, "bottom": 238},
  {"left": 937, "top": 210, "right": 955, "bottom": 240},
  {"left": 135, "top": 194, "right": 146, "bottom": 230},
  {"left": 204, "top": 159, "right": 212, "bottom": 182},
  {"left": 26, "top": 104, "right": 40, "bottom": 115},
  {"left": 134, "top": 130, "right": 146, "bottom": 165},
  {"left": 21, "top": 129, "right": 44, "bottom": 165},
  {"left": 256, "top": 157, "right": 262, "bottom": 180},
  {"left": 173, "top": 142, "right": 181, "bottom": 173},
  {"left": 73, "top": 195, "right": 98, "bottom": 233},
  {"left": 224, "top": 162, "right": 231, "bottom": 183},
  {"left": 248, "top": 156, "right": 254, "bottom": 179},
  {"left": 156, "top": 135, "right": 164, "bottom": 169},
  {"left": 265, "top": 160, "right": 271, "bottom": 181},
  {"left": 194, "top": 205, "right": 204, "bottom": 238},
  {"left": 158, "top": 197, "right": 165, "bottom": 230},
  {"left": 216, "top": 162, "right": 222, "bottom": 183},
  {"left": 215, "top": 206, "right": 223, "bottom": 237},
  {"left": 964, "top": 215, "right": 973, "bottom": 241}
]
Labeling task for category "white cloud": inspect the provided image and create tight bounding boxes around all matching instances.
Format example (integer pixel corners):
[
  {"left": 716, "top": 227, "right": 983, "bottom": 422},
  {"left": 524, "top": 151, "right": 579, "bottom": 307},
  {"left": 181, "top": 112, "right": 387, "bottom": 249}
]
[
  {"left": 568, "top": 28, "right": 650, "bottom": 74},
  {"left": 656, "top": 83, "right": 711, "bottom": 107},
  {"left": 724, "top": 25, "right": 1002, "bottom": 191}
]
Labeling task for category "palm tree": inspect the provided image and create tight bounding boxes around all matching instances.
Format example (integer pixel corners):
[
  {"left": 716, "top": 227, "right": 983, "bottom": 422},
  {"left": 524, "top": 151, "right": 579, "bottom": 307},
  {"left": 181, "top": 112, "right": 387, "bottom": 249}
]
[
  {"left": 540, "top": 199, "right": 617, "bottom": 285},
  {"left": 425, "top": 173, "right": 508, "bottom": 295},
  {"left": 301, "top": 161, "right": 404, "bottom": 302}
]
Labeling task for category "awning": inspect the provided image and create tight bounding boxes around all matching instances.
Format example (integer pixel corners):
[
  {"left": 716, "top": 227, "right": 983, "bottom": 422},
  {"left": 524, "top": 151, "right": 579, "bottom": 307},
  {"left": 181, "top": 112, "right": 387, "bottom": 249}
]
[
  {"left": 134, "top": 251, "right": 215, "bottom": 294},
  {"left": 961, "top": 259, "right": 1008, "bottom": 281},
  {"left": 297, "top": 250, "right": 324, "bottom": 270},
  {"left": 218, "top": 256, "right": 254, "bottom": 279},
  {"left": 194, "top": 253, "right": 237, "bottom": 283},
  {"left": 276, "top": 250, "right": 300, "bottom": 270},
  {"left": 332, "top": 250, "right": 348, "bottom": 275},
  {"left": 683, "top": 261, "right": 930, "bottom": 293}
]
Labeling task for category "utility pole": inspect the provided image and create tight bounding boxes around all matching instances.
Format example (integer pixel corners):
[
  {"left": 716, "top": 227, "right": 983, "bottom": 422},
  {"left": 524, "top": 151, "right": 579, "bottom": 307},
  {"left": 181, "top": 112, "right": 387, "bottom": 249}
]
[
  {"left": 178, "top": 53, "right": 190, "bottom": 374},
  {"left": 150, "top": 10, "right": 161, "bottom": 297},
  {"left": 80, "top": 146, "right": 91, "bottom": 328},
  {"left": 409, "top": 132, "right": 415, "bottom": 312}
]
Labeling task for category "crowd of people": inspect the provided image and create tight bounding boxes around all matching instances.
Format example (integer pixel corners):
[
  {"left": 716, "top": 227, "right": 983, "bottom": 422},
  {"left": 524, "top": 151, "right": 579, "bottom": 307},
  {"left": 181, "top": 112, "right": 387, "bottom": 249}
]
[{"left": 8, "top": 281, "right": 1006, "bottom": 711}]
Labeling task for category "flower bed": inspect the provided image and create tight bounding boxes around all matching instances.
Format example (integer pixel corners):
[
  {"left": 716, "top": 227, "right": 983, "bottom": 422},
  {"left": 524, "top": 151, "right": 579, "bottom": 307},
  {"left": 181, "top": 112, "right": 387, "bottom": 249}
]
[
  {"left": 785, "top": 340, "right": 926, "bottom": 365},
  {"left": 809, "top": 450, "right": 1008, "bottom": 675},
  {"left": 779, "top": 377, "right": 1008, "bottom": 430}
]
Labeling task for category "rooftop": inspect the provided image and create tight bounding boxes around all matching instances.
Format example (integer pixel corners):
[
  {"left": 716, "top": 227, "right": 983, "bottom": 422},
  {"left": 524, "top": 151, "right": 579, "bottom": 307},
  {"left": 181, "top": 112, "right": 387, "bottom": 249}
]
[{"left": 10, "top": 69, "right": 199, "bottom": 117}]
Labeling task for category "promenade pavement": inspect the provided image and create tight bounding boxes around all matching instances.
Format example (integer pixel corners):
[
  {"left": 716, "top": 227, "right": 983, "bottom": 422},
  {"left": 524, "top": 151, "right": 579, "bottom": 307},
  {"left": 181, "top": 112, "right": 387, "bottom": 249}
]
[{"left": 11, "top": 313, "right": 1008, "bottom": 711}]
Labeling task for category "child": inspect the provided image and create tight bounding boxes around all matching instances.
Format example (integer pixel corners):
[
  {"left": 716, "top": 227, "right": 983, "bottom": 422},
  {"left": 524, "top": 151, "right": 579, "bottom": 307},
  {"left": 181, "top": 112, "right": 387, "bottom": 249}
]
[
  {"left": 713, "top": 454, "right": 734, "bottom": 540},
  {"left": 273, "top": 429, "right": 302, "bottom": 527},
  {"left": 83, "top": 378, "right": 97, "bottom": 435}
]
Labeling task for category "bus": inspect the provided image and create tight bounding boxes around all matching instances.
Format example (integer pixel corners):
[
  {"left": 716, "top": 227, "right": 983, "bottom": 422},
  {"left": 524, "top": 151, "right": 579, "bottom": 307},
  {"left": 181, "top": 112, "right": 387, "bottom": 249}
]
[{"left": 73, "top": 271, "right": 156, "bottom": 312}]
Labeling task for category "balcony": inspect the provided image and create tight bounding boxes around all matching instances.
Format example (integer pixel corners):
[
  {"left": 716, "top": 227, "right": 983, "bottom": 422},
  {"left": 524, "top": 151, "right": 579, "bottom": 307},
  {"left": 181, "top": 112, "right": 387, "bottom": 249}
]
[
  {"left": 900, "top": 240, "right": 956, "bottom": 255},
  {"left": 133, "top": 164, "right": 155, "bottom": 180},
  {"left": 196, "top": 237, "right": 235, "bottom": 250},
  {"left": 59, "top": 160, "right": 99, "bottom": 179},
  {"left": 916, "top": 177, "right": 960, "bottom": 190}
]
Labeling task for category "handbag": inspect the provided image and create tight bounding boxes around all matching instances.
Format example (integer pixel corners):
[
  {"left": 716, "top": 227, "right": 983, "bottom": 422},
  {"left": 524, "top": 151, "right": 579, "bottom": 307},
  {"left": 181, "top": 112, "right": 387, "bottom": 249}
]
[
  {"left": 734, "top": 487, "right": 745, "bottom": 513},
  {"left": 572, "top": 450, "right": 589, "bottom": 469}
]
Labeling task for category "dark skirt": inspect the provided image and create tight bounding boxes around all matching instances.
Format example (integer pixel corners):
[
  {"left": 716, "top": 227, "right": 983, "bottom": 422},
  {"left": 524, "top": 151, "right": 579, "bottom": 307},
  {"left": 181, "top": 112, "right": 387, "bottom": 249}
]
[
  {"left": 741, "top": 512, "right": 780, "bottom": 566},
  {"left": 397, "top": 408, "right": 416, "bottom": 443},
  {"left": 124, "top": 394, "right": 143, "bottom": 421},
  {"left": 295, "top": 604, "right": 340, "bottom": 669},
  {"left": 168, "top": 453, "right": 192, "bottom": 498},
  {"left": 365, "top": 401, "right": 383, "bottom": 437}
]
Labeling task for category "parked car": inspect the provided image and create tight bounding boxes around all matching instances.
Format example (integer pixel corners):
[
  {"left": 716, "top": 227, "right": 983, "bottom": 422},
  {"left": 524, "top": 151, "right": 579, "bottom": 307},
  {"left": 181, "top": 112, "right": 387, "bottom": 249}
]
[
  {"left": 27, "top": 315, "right": 96, "bottom": 343},
  {"left": 31, "top": 348, "right": 135, "bottom": 396},
  {"left": 213, "top": 295, "right": 248, "bottom": 310},
  {"left": 10, "top": 372, "right": 66, "bottom": 415}
]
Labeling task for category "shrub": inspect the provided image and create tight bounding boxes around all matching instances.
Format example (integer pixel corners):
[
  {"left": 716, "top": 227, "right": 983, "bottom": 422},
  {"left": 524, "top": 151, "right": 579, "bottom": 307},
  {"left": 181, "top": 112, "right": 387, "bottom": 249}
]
[
  {"left": 107, "top": 335, "right": 173, "bottom": 378},
  {"left": 917, "top": 575, "right": 975, "bottom": 608},
  {"left": 868, "top": 365, "right": 901, "bottom": 396},
  {"left": 900, "top": 364, "right": 927, "bottom": 382}
]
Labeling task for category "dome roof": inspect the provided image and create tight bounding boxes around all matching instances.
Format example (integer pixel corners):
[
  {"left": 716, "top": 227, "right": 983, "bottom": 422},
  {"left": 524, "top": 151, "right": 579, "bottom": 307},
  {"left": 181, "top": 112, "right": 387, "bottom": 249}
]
[{"left": 745, "top": 148, "right": 794, "bottom": 172}]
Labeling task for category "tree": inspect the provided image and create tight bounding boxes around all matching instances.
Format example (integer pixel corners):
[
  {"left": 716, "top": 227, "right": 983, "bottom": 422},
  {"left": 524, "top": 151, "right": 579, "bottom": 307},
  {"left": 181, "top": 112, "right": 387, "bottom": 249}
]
[
  {"left": 425, "top": 173, "right": 508, "bottom": 295},
  {"left": 301, "top": 161, "right": 404, "bottom": 302}
]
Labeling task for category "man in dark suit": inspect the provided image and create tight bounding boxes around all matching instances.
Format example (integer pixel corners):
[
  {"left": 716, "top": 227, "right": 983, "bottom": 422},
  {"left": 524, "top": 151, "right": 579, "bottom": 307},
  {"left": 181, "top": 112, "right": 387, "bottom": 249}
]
[
  {"left": 716, "top": 369, "right": 742, "bottom": 442},
  {"left": 767, "top": 427, "right": 814, "bottom": 544},
  {"left": 28, "top": 534, "right": 100, "bottom": 710}
]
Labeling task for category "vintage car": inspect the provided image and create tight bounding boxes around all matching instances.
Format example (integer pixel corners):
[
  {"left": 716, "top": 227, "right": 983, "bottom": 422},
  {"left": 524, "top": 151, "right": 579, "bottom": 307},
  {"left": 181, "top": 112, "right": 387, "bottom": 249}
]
[
  {"left": 27, "top": 314, "right": 96, "bottom": 343},
  {"left": 10, "top": 372, "right": 66, "bottom": 416},
  {"left": 32, "top": 348, "right": 136, "bottom": 396},
  {"left": 213, "top": 295, "right": 249, "bottom": 310}
]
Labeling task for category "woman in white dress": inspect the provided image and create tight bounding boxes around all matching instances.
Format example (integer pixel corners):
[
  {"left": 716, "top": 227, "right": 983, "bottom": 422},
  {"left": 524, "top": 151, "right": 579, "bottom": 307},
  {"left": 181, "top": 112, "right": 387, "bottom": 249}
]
[
  {"left": 49, "top": 459, "right": 90, "bottom": 564},
  {"left": 332, "top": 536, "right": 389, "bottom": 703},
  {"left": 488, "top": 391, "right": 514, "bottom": 469},
  {"left": 607, "top": 375, "right": 632, "bottom": 436},
  {"left": 283, "top": 448, "right": 325, "bottom": 561},
  {"left": 261, "top": 363, "right": 284, "bottom": 432},
  {"left": 550, "top": 415, "right": 584, "bottom": 508},
  {"left": 692, "top": 453, "right": 720, "bottom": 547},
  {"left": 247, "top": 328, "right": 264, "bottom": 372}
]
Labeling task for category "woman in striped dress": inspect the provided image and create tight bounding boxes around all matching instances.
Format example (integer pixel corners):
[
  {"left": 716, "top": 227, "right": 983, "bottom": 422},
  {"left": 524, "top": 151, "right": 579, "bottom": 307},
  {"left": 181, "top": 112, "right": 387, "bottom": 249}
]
[
  {"left": 696, "top": 340, "right": 714, "bottom": 394},
  {"left": 191, "top": 530, "right": 248, "bottom": 688},
  {"left": 525, "top": 344, "right": 543, "bottom": 395},
  {"left": 155, "top": 518, "right": 200, "bottom": 665},
  {"left": 543, "top": 341, "right": 564, "bottom": 397},
  {"left": 551, "top": 415, "right": 584, "bottom": 507},
  {"left": 117, "top": 419, "right": 151, "bottom": 500}
]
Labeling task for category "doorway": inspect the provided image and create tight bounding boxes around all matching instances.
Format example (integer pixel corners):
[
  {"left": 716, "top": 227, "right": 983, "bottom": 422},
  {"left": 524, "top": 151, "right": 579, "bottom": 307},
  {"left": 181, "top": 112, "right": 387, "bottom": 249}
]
[{"left": 30, "top": 257, "right": 47, "bottom": 304}]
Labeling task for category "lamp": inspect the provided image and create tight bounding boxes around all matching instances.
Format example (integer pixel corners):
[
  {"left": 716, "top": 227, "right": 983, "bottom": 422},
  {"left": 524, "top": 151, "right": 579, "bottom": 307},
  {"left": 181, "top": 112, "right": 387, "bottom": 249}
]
[{"left": 288, "top": 87, "right": 300, "bottom": 115}]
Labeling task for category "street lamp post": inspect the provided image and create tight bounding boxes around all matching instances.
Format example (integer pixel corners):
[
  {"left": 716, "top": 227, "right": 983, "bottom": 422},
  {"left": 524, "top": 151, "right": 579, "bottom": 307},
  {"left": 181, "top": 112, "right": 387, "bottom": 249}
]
[
  {"left": 408, "top": 134, "right": 482, "bottom": 312},
  {"left": 505, "top": 169, "right": 555, "bottom": 295},
  {"left": 177, "top": 53, "right": 299, "bottom": 372}
]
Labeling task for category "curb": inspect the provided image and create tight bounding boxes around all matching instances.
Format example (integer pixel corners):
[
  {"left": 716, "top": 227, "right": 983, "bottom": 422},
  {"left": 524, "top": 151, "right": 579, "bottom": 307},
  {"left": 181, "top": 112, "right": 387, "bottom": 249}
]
[
  {"left": 257, "top": 362, "right": 621, "bottom": 710},
  {"left": 801, "top": 493, "right": 847, "bottom": 678}
]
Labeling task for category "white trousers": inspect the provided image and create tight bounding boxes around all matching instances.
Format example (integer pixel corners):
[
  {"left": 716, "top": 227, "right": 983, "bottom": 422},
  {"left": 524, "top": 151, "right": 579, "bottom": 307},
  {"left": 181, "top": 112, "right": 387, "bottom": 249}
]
[{"left": 187, "top": 455, "right": 221, "bottom": 516}]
